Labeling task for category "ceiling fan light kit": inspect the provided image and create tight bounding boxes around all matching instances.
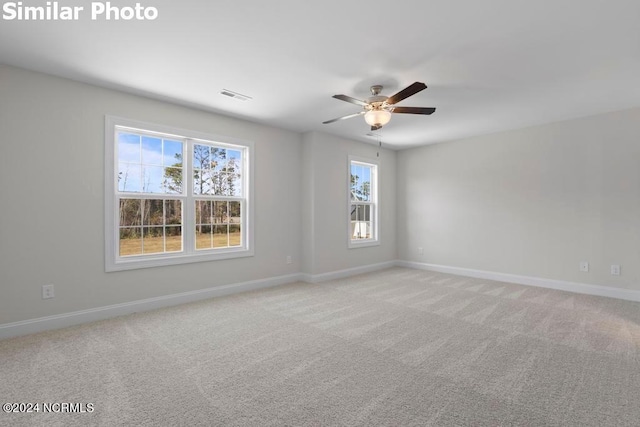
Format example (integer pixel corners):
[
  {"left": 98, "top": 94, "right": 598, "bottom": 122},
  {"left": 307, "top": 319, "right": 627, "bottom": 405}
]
[
  {"left": 364, "top": 109, "right": 391, "bottom": 127},
  {"left": 323, "top": 81, "right": 436, "bottom": 131}
]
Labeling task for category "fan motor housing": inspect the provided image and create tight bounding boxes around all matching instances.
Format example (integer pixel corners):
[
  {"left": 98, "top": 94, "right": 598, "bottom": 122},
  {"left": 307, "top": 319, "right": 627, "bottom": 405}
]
[{"left": 367, "top": 95, "right": 388, "bottom": 104}]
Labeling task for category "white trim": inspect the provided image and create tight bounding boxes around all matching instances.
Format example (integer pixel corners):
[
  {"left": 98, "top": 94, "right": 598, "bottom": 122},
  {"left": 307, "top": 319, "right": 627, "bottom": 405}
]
[
  {"left": 0, "top": 273, "right": 302, "bottom": 340},
  {"left": 301, "top": 261, "right": 396, "bottom": 284},
  {"left": 397, "top": 260, "right": 640, "bottom": 302}
]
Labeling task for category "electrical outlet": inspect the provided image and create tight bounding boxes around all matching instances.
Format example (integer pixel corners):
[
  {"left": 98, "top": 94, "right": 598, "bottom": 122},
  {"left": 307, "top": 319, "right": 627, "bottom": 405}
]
[
  {"left": 579, "top": 261, "right": 589, "bottom": 272},
  {"left": 286, "top": 255, "right": 292, "bottom": 264},
  {"left": 42, "top": 284, "right": 55, "bottom": 299},
  {"left": 418, "top": 247, "right": 423, "bottom": 255},
  {"left": 611, "top": 265, "right": 621, "bottom": 276}
]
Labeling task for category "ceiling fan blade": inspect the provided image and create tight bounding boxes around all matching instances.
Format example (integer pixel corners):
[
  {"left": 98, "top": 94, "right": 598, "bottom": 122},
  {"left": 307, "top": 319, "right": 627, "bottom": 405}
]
[
  {"left": 392, "top": 107, "right": 436, "bottom": 115},
  {"left": 387, "top": 82, "right": 427, "bottom": 105},
  {"left": 333, "top": 94, "right": 368, "bottom": 107},
  {"left": 322, "top": 111, "right": 365, "bottom": 124}
]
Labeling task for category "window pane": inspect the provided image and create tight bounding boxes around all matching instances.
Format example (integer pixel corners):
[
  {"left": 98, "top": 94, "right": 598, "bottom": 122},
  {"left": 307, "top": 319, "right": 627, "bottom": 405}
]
[
  {"left": 213, "top": 201, "right": 228, "bottom": 224},
  {"left": 229, "top": 201, "right": 241, "bottom": 224},
  {"left": 220, "top": 172, "right": 231, "bottom": 196},
  {"left": 350, "top": 204, "right": 372, "bottom": 240},
  {"left": 194, "top": 168, "right": 214, "bottom": 195},
  {"left": 350, "top": 164, "right": 360, "bottom": 201},
  {"left": 360, "top": 178, "right": 371, "bottom": 202},
  {"left": 227, "top": 150, "right": 242, "bottom": 196},
  {"left": 193, "top": 170, "right": 203, "bottom": 195},
  {"left": 193, "top": 145, "right": 213, "bottom": 195},
  {"left": 224, "top": 172, "right": 234, "bottom": 196},
  {"left": 142, "top": 136, "right": 163, "bottom": 165},
  {"left": 228, "top": 150, "right": 241, "bottom": 170},
  {"left": 118, "top": 133, "right": 140, "bottom": 163},
  {"left": 119, "top": 227, "right": 142, "bottom": 256},
  {"left": 118, "top": 199, "right": 184, "bottom": 256},
  {"left": 207, "top": 171, "right": 226, "bottom": 196},
  {"left": 350, "top": 163, "right": 371, "bottom": 202},
  {"left": 213, "top": 225, "right": 229, "bottom": 248},
  {"left": 196, "top": 200, "right": 212, "bottom": 225},
  {"left": 165, "top": 226, "right": 182, "bottom": 252},
  {"left": 163, "top": 139, "right": 182, "bottom": 167},
  {"left": 118, "top": 163, "right": 141, "bottom": 192},
  {"left": 166, "top": 200, "right": 182, "bottom": 225},
  {"left": 193, "top": 145, "right": 211, "bottom": 170},
  {"left": 230, "top": 175, "right": 242, "bottom": 196},
  {"left": 120, "top": 199, "right": 141, "bottom": 226},
  {"left": 350, "top": 221, "right": 357, "bottom": 239},
  {"left": 218, "top": 172, "right": 241, "bottom": 196},
  {"left": 196, "top": 225, "right": 212, "bottom": 249},
  {"left": 163, "top": 167, "right": 182, "bottom": 194},
  {"left": 142, "top": 166, "right": 165, "bottom": 193},
  {"left": 120, "top": 134, "right": 185, "bottom": 196},
  {"left": 351, "top": 221, "right": 370, "bottom": 240},
  {"left": 362, "top": 166, "right": 371, "bottom": 187},
  {"left": 229, "top": 224, "right": 241, "bottom": 247},
  {"left": 211, "top": 148, "right": 226, "bottom": 171},
  {"left": 142, "top": 227, "right": 164, "bottom": 254},
  {"left": 143, "top": 199, "right": 164, "bottom": 225},
  {"left": 192, "top": 145, "right": 244, "bottom": 196}
]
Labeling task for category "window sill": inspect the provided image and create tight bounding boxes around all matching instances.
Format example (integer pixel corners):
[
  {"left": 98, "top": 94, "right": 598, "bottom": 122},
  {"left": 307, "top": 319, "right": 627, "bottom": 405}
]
[
  {"left": 106, "top": 248, "right": 254, "bottom": 272},
  {"left": 348, "top": 239, "right": 380, "bottom": 249}
]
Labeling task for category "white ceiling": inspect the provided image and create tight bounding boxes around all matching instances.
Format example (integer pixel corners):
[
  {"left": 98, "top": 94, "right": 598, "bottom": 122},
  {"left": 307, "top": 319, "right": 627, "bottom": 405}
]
[{"left": 1, "top": 0, "right": 639, "bottom": 148}]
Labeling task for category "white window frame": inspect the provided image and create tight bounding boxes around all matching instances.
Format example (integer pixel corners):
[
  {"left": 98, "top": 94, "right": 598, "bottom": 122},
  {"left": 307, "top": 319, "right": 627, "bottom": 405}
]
[
  {"left": 348, "top": 155, "right": 379, "bottom": 248},
  {"left": 105, "top": 116, "right": 254, "bottom": 272}
]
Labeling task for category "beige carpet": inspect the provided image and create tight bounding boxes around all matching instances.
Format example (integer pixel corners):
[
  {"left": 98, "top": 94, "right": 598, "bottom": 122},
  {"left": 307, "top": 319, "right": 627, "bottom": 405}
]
[{"left": 1, "top": 267, "right": 639, "bottom": 426}]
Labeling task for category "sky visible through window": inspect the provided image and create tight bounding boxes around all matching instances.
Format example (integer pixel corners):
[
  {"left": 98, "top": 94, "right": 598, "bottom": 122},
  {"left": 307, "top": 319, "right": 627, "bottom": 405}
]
[
  {"left": 351, "top": 163, "right": 371, "bottom": 202},
  {"left": 118, "top": 132, "right": 183, "bottom": 193}
]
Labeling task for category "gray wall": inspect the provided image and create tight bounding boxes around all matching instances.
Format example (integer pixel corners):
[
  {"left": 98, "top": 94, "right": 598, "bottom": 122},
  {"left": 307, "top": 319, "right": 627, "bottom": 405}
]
[
  {"left": 301, "top": 132, "right": 397, "bottom": 275},
  {"left": 397, "top": 107, "right": 640, "bottom": 290},
  {"left": 0, "top": 65, "right": 303, "bottom": 324},
  {"left": 0, "top": 65, "right": 399, "bottom": 326}
]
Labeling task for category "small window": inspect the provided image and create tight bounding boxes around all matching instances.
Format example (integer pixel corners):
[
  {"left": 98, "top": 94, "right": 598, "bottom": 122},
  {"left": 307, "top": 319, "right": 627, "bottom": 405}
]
[
  {"left": 105, "top": 117, "right": 254, "bottom": 271},
  {"left": 348, "top": 156, "right": 378, "bottom": 248}
]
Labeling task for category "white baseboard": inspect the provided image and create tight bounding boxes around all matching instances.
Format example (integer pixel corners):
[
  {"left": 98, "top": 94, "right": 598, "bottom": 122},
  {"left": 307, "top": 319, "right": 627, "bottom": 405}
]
[
  {"left": 301, "top": 261, "right": 398, "bottom": 284},
  {"left": 397, "top": 260, "right": 640, "bottom": 302},
  {"left": 0, "top": 273, "right": 303, "bottom": 341},
  {"left": 4, "top": 259, "right": 638, "bottom": 340},
  {"left": 0, "top": 260, "right": 397, "bottom": 340}
]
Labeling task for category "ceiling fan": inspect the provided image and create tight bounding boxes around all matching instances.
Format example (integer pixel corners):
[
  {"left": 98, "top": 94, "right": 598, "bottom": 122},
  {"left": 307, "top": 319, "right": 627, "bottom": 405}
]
[{"left": 323, "top": 81, "right": 436, "bottom": 131}]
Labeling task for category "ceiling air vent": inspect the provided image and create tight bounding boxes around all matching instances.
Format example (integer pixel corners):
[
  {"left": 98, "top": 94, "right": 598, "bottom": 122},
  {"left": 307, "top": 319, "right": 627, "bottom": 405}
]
[{"left": 220, "top": 89, "right": 252, "bottom": 102}]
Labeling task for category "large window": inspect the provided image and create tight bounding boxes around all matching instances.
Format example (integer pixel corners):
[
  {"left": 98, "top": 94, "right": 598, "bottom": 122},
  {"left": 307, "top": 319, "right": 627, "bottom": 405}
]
[
  {"left": 105, "top": 117, "right": 253, "bottom": 271},
  {"left": 348, "top": 156, "right": 378, "bottom": 248}
]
